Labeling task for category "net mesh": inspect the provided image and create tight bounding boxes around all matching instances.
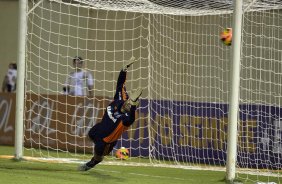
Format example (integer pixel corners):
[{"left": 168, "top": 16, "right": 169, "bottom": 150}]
[{"left": 24, "top": 0, "right": 281, "bottom": 182}]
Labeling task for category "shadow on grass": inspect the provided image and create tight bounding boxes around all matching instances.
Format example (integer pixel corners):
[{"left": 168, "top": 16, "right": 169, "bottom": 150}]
[
  {"left": 219, "top": 177, "right": 244, "bottom": 184},
  {"left": 87, "top": 170, "right": 122, "bottom": 182}
]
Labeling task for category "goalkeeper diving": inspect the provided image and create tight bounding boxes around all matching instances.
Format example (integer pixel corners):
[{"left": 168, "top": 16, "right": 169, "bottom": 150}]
[{"left": 78, "top": 57, "right": 142, "bottom": 171}]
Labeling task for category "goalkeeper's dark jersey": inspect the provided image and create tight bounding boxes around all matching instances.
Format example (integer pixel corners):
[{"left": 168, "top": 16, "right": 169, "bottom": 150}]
[{"left": 89, "top": 70, "right": 136, "bottom": 143}]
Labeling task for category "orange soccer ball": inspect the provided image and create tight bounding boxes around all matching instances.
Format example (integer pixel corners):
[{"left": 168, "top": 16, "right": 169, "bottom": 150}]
[
  {"left": 115, "top": 147, "right": 129, "bottom": 160},
  {"left": 220, "top": 28, "right": 232, "bottom": 46}
]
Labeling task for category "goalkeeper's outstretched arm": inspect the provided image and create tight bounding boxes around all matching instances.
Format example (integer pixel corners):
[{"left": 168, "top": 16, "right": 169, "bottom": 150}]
[{"left": 114, "top": 57, "right": 137, "bottom": 100}]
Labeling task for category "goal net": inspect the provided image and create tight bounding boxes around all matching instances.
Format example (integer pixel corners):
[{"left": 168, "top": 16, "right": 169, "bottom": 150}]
[{"left": 23, "top": 0, "right": 281, "bottom": 182}]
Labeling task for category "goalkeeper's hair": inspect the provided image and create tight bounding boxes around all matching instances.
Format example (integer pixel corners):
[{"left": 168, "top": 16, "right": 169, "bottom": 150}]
[{"left": 73, "top": 56, "right": 83, "bottom": 63}]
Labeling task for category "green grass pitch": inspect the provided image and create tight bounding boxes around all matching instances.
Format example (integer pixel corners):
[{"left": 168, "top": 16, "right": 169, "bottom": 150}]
[{"left": 0, "top": 146, "right": 280, "bottom": 184}]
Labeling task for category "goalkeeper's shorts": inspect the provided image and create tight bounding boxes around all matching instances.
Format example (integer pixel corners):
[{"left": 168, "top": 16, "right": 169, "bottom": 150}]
[{"left": 88, "top": 126, "right": 117, "bottom": 156}]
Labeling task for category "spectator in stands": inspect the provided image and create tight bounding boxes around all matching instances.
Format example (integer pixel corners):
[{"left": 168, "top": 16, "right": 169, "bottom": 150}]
[
  {"left": 2, "top": 63, "right": 17, "bottom": 92},
  {"left": 63, "top": 56, "right": 94, "bottom": 96}
]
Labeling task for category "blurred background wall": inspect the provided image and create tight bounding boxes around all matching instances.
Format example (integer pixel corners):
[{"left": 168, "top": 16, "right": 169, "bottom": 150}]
[
  {"left": 0, "top": 0, "right": 19, "bottom": 88},
  {"left": 2, "top": 1, "right": 281, "bottom": 105}
]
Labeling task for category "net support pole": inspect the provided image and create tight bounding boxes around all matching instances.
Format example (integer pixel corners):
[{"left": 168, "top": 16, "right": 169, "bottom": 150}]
[
  {"left": 147, "top": 14, "right": 153, "bottom": 163},
  {"left": 226, "top": 0, "right": 243, "bottom": 181},
  {"left": 15, "top": 0, "right": 27, "bottom": 160}
]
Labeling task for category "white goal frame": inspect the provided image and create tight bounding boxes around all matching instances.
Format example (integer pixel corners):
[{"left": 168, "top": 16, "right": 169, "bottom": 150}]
[
  {"left": 14, "top": 0, "right": 281, "bottom": 183},
  {"left": 226, "top": 0, "right": 243, "bottom": 181},
  {"left": 15, "top": 0, "right": 28, "bottom": 160}
]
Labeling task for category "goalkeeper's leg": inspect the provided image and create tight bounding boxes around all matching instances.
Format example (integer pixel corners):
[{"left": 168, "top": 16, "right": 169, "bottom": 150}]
[
  {"left": 78, "top": 141, "right": 116, "bottom": 171},
  {"left": 78, "top": 141, "right": 105, "bottom": 171},
  {"left": 78, "top": 154, "right": 103, "bottom": 171}
]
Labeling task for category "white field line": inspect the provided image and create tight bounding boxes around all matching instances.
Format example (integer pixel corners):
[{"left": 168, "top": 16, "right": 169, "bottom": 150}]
[
  {"left": 94, "top": 168, "right": 186, "bottom": 181},
  {"left": 0, "top": 155, "right": 280, "bottom": 178}
]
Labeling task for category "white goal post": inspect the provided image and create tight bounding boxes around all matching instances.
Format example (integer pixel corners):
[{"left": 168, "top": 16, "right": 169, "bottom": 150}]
[
  {"left": 15, "top": 0, "right": 28, "bottom": 160},
  {"left": 15, "top": 0, "right": 282, "bottom": 183}
]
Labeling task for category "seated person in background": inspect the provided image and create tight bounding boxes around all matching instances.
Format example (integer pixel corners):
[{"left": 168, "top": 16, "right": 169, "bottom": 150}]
[
  {"left": 63, "top": 56, "right": 94, "bottom": 96},
  {"left": 2, "top": 63, "right": 17, "bottom": 92}
]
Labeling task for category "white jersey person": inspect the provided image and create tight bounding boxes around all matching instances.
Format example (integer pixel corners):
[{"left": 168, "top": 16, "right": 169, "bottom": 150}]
[
  {"left": 63, "top": 56, "right": 94, "bottom": 96},
  {"left": 2, "top": 63, "right": 17, "bottom": 92}
]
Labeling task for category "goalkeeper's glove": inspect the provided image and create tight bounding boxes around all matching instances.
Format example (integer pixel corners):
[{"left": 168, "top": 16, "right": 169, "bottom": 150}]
[
  {"left": 129, "top": 99, "right": 140, "bottom": 107},
  {"left": 123, "top": 56, "right": 136, "bottom": 71},
  {"left": 129, "top": 88, "right": 143, "bottom": 106}
]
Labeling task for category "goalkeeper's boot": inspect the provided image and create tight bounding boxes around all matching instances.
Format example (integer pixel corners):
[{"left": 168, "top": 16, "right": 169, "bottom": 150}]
[{"left": 78, "top": 163, "right": 92, "bottom": 171}]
